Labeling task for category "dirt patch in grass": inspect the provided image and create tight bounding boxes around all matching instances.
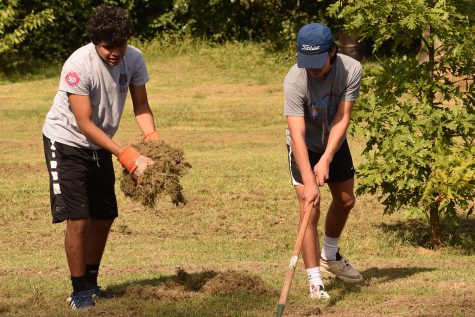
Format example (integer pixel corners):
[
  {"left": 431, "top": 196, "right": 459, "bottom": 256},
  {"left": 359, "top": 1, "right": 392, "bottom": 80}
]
[
  {"left": 125, "top": 284, "right": 193, "bottom": 301},
  {"left": 121, "top": 268, "right": 276, "bottom": 301},
  {"left": 120, "top": 140, "right": 191, "bottom": 208},
  {"left": 201, "top": 270, "right": 277, "bottom": 295}
]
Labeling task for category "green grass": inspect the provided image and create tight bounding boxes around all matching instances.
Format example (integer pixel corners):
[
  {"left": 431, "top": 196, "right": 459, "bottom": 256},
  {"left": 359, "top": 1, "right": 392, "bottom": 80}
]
[{"left": 0, "top": 40, "right": 473, "bottom": 317}]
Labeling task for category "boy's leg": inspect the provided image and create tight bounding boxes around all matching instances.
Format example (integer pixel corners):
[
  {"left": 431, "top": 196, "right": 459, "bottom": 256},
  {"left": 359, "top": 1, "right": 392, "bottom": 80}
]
[
  {"left": 322, "top": 139, "right": 356, "bottom": 240},
  {"left": 65, "top": 219, "right": 90, "bottom": 277},
  {"left": 325, "top": 178, "right": 355, "bottom": 238},
  {"left": 85, "top": 219, "right": 114, "bottom": 295},
  {"left": 320, "top": 178, "right": 362, "bottom": 282},
  {"left": 86, "top": 219, "right": 114, "bottom": 266},
  {"left": 44, "top": 136, "right": 98, "bottom": 308},
  {"left": 287, "top": 145, "right": 329, "bottom": 299},
  {"left": 294, "top": 185, "right": 329, "bottom": 299},
  {"left": 85, "top": 150, "right": 117, "bottom": 296},
  {"left": 294, "top": 185, "right": 321, "bottom": 269},
  {"left": 65, "top": 218, "right": 113, "bottom": 304},
  {"left": 65, "top": 218, "right": 95, "bottom": 309}
]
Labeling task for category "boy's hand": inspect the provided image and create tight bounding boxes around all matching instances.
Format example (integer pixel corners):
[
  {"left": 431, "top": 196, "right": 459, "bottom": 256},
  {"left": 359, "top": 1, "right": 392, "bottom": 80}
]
[
  {"left": 118, "top": 146, "right": 140, "bottom": 173},
  {"left": 303, "top": 180, "right": 320, "bottom": 210},
  {"left": 132, "top": 155, "right": 154, "bottom": 179},
  {"left": 118, "top": 146, "right": 154, "bottom": 180},
  {"left": 313, "top": 157, "right": 330, "bottom": 186},
  {"left": 144, "top": 131, "right": 160, "bottom": 142}
]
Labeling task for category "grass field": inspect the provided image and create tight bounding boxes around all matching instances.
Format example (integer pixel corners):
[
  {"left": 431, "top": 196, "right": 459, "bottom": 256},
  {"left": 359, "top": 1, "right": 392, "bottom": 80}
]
[{"left": 0, "top": 41, "right": 473, "bottom": 317}]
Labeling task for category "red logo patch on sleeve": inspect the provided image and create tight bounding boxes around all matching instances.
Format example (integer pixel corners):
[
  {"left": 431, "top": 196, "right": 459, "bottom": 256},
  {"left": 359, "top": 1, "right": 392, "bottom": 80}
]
[{"left": 65, "top": 71, "right": 80, "bottom": 87}]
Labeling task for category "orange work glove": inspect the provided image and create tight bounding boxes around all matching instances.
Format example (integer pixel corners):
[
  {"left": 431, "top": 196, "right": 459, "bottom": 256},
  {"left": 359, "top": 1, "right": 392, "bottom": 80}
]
[
  {"left": 118, "top": 146, "right": 140, "bottom": 173},
  {"left": 143, "top": 131, "right": 160, "bottom": 142}
]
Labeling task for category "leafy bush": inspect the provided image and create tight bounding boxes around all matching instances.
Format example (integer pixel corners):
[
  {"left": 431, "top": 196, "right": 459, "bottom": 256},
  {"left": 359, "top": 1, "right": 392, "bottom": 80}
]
[
  {"left": 331, "top": 0, "right": 475, "bottom": 246},
  {"left": 0, "top": 0, "right": 54, "bottom": 69}
]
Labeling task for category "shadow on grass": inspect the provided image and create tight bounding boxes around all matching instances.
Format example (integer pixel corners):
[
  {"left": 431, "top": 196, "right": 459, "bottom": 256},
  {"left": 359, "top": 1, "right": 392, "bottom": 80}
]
[
  {"left": 325, "top": 266, "right": 435, "bottom": 306},
  {"left": 378, "top": 216, "right": 475, "bottom": 252}
]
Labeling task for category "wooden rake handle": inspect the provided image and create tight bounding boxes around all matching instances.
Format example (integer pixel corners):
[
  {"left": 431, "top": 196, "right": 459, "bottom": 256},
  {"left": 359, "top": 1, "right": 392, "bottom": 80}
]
[{"left": 276, "top": 202, "right": 315, "bottom": 317}]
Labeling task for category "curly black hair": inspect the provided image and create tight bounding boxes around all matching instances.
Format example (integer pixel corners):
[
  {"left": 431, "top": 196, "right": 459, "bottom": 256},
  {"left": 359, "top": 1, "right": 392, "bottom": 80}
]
[{"left": 87, "top": 5, "right": 132, "bottom": 46}]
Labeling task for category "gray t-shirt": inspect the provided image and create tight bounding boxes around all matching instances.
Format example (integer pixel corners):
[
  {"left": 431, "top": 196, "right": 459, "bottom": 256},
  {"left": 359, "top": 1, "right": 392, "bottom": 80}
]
[
  {"left": 43, "top": 43, "right": 149, "bottom": 149},
  {"left": 284, "top": 54, "right": 362, "bottom": 153}
]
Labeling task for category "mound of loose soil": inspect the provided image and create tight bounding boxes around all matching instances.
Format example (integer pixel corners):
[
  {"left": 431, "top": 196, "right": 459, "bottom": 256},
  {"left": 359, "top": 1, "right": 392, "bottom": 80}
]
[
  {"left": 122, "top": 268, "right": 276, "bottom": 301},
  {"left": 120, "top": 140, "right": 191, "bottom": 208},
  {"left": 201, "top": 270, "right": 276, "bottom": 296},
  {"left": 125, "top": 284, "right": 192, "bottom": 301}
]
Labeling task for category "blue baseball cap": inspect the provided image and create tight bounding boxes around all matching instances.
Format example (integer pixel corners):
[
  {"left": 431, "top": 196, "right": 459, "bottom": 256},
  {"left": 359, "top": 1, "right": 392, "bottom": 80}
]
[{"left": 297, "top": 23, "right": 333, "bottom": 69}]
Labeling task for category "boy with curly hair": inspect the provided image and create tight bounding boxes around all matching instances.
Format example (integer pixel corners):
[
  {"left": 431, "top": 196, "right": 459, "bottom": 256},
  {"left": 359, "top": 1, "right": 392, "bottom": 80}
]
[{"left": 42, "top": 5, "right": 160, "bottom": 309}]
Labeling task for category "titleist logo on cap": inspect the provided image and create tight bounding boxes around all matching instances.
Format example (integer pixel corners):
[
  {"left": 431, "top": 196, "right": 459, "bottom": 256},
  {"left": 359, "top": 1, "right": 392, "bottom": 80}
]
[{"left": 301, "top": 44, "right": 321, "bottom": 51}]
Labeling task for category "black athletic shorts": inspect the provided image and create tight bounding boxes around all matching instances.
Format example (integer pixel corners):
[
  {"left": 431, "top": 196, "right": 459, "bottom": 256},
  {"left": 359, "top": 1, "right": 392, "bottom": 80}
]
[
  {"left": 287, "top": 139, "right": 355, "bottom": 185},
  {"left": 43, "top": 135, "right": 118, "bottom": 223}
]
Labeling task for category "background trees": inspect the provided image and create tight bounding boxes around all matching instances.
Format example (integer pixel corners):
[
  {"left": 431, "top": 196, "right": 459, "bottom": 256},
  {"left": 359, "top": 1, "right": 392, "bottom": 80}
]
[
  {"left": 1, "top": 0, "right": 473, "bottom": 247},
  {"left": 0, "top": 0, "right": 337, "bottom": 69},
  {"left": 0, "top": 0, "right": 53, "bottom": 62}
]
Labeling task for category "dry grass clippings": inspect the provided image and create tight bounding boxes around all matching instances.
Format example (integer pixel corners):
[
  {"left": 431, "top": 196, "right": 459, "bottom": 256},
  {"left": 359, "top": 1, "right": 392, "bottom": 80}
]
[
  {"left": 120, "top": 140, "right": 191, "bottom": 208},
  {"left": 123, "top": 268, "right": 276, "bottom": 301},
  {"left": 200, "top": 270, "right": 277, "bottom": 296}
]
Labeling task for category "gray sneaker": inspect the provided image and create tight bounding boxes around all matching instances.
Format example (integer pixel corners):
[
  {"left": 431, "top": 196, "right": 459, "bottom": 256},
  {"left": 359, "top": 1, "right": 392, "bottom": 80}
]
[
  {"left": 320, "top": 251, "right": 363, "bottom": 283},
  {"left": 309, "top": 284, "right": 330, "bottom": 300}
]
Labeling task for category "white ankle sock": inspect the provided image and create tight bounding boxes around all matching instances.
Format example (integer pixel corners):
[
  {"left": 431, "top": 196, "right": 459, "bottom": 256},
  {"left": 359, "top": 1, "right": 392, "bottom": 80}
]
[
  {"left": 306, "top": 267, "right": 323, "bottom": 291},
  {"left": 321, "top": 234, "right": 339, "bottom": 261}
]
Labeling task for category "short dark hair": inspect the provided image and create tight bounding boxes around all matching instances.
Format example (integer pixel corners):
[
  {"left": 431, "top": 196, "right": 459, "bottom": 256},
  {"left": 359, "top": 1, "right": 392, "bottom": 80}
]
[{"left": 87, "top": 5, "right": 132, "bottom": 46}]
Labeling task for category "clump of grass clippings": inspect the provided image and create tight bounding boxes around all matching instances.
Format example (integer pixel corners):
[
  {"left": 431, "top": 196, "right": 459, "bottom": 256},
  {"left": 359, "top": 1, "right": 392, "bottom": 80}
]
[
  {"left": 120, "top": 140, "right": 191, "bottom": 208},
  {"left": 201, "top": 271, "right": 276, "bottom": 296}
]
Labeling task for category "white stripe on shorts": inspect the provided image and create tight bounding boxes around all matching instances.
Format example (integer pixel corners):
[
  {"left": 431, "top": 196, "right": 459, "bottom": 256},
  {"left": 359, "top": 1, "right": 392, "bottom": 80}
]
[{"left": 47, "top": 139, "right": 61, "bottom": 194}]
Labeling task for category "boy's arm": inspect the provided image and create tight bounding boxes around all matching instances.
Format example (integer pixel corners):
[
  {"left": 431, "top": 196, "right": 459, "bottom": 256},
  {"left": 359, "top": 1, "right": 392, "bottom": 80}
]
[
  {"left": 313, "top": 100, "right": 354, "bottom": 185},
  {"left": 68, "top": 94, "right": 122, "bottom": 156},
  {"left": 287, "top": 115, "right": 320, "bottom": 208},
  {"left": 129, "top": 84, "right": 160, "bottom": 141},
  {"left": 69, "top": 93, "right": 151, "bottom": 176}
]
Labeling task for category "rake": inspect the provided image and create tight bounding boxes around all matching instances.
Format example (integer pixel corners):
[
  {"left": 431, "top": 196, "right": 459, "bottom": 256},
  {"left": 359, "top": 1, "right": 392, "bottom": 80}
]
[{"left": 276, "top": 202, "right": 315, "bottom": 317}]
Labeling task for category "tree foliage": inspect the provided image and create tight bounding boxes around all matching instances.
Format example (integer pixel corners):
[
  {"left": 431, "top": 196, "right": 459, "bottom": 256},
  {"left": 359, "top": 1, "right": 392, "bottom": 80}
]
[
  {"left": 329, "top": 0, "right": 475, "bottom": 246},
  {"left": 0, "top": 0, "right": 54, "bottom": 54},
  {"left": 1, "top": 0, "right": 338, "bottom": 68}
]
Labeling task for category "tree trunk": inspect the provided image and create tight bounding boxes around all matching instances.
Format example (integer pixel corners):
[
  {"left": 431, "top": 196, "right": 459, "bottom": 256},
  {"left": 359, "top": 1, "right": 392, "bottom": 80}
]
[
  {"left": 425, "top": 26, "right": 442, "bottom": 248},
  {"left": 429, "top": 201, "right": 442, "bottom": 247},
  {"left": 337, "top": 33, "right": 367, "bottom": 61}
]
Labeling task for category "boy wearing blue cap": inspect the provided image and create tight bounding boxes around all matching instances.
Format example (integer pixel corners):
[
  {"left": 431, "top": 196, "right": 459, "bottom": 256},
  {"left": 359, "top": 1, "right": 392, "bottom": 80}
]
[{"left": 284, "top": 22, "right": 363, "bottom": 299}]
